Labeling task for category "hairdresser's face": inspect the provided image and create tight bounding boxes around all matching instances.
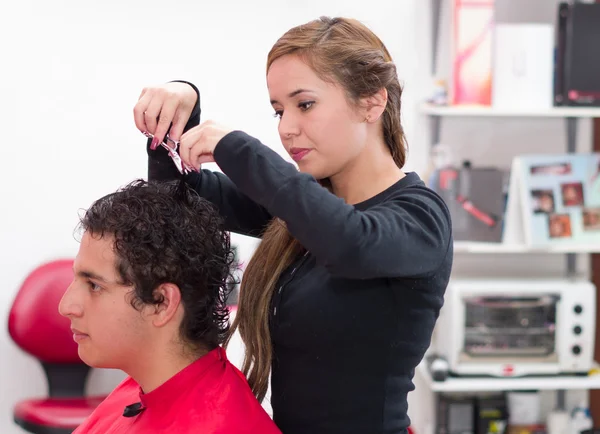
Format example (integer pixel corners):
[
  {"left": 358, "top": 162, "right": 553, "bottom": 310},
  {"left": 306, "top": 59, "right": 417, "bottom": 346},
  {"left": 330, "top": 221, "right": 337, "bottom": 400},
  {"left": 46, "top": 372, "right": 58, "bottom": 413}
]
[
  {"left": 267, "top": 55, "right": 368, "bottom": 179},
  {"left": 59, "top": 232, "right": 152, "bottom": 370}
]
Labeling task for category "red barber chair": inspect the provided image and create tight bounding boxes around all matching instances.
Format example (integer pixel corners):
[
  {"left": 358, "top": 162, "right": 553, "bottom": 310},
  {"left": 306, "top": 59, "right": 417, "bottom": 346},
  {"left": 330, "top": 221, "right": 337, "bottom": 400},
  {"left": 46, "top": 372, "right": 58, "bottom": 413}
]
[{"left": 8, "top": 259, "right": 105, "bottom": 434}]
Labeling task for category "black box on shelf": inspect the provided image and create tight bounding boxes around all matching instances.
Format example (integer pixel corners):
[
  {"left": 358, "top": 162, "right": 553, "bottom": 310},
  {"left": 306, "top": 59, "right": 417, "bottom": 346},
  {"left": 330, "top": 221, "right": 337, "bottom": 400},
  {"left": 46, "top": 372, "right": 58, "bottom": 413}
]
[{"left": 554, "top": 2, "right": 600, "bottom": 106}]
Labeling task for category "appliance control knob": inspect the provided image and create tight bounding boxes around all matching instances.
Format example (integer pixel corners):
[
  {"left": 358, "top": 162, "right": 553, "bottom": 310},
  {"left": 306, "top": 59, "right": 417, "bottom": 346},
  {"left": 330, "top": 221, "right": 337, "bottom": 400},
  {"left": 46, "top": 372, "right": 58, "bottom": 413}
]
[
  {"left": 572, "top": 345, "right": 582, "bottom": 355},
  {"left": 574, "top": 325, "right": 582, "bottom": 335},
  {"left": 574, "top": 305, "right": 583, "bottom": 314}
]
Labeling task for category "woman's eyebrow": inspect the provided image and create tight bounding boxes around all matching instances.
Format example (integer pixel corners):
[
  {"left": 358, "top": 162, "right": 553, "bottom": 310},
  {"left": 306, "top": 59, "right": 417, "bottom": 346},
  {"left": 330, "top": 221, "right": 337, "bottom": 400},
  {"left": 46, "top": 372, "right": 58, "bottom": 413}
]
[{"left": 270, "top": 88, "right": 313, "bottom": 105}]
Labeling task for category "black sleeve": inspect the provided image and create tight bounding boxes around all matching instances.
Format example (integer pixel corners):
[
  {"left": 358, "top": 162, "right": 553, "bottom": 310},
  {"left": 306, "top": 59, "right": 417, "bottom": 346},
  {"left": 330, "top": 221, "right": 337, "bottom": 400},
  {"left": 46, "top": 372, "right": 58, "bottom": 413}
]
[
  {"left": 213, "top": 131, "right": 452, "bottom": 279},
  {"left": 184, "top": 170, "right": 273, "bottom": 238},
  {"left": 146, "top": 81, "right": 272, "bottom": 238}
]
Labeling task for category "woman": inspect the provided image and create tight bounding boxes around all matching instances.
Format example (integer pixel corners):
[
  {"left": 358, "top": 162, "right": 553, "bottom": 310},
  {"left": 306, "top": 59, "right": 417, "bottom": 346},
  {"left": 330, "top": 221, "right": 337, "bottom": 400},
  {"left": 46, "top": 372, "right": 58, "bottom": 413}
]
[{"left": 134, "top": 16, "right": 453, "bottom": 434}]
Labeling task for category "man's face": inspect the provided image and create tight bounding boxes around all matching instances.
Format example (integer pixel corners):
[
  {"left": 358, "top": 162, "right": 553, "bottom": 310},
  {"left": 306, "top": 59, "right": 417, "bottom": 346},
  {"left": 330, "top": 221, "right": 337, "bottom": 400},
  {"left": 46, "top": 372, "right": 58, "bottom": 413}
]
[{"left": 58, "top": 231, "right": 152, "bottom": 370}]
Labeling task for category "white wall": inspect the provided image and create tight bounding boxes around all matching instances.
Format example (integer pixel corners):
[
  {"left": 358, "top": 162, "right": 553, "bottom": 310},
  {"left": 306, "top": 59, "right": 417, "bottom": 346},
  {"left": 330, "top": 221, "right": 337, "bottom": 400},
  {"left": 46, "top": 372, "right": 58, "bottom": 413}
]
[{"left": 0, "top": 1, "right": 423, "bottom": 433}]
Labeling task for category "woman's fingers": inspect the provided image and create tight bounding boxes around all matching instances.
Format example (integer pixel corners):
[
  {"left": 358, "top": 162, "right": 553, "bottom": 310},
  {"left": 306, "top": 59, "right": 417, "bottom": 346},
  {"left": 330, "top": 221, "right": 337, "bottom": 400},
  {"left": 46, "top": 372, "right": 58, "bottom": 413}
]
[
  {"left": 143, "top": 94, "right": 166, "bottom": 143},
  {"left": 179, "top": 120, "right": 230, "bottom": 170},
  {"left": 135, "top": 82, "right": 198, "bottom": 150},
  {"left": 133, "top": 89, "right": 152, "bottom": 133},
  {"left": 152, "top": 97, "right": 179, "bottom": 149},
  {"left": 180, "top": 126, "right": 215, "bottom": 169},
  {"left": 168, "top": 105, "right": 193, "bottom": 143},
  {"left": 179, "top": 125, "right": 203, "bottom": 167}
]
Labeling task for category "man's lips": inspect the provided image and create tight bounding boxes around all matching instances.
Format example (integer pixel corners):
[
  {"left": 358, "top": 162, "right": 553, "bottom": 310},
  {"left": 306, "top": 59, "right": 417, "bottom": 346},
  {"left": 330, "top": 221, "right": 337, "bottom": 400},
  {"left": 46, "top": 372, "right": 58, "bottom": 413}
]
[{"left": 71, "top": 328, "right": 89, "bottom": 342}]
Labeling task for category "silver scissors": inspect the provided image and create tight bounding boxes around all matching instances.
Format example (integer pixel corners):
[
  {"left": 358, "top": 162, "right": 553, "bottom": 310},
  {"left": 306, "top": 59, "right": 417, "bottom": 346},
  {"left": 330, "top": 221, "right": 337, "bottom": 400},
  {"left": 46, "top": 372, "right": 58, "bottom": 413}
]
[{"left": 143, "top": 132, "right": 195, "bottom": 174}]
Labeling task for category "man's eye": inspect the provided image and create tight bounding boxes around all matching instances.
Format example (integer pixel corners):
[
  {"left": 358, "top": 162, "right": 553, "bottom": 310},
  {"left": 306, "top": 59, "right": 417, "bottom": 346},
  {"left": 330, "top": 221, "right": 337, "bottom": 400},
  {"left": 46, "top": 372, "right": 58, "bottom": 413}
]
[{"left": 88, "top": 281, "right": 102, "bottom": 292}]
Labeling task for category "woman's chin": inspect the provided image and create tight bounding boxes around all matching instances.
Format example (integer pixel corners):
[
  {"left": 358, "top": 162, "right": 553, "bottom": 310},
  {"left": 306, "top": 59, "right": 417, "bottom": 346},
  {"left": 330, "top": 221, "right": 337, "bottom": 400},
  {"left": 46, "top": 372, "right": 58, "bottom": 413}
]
[{"left": 297, "top": 162, "right": 328, "bottom": 180}]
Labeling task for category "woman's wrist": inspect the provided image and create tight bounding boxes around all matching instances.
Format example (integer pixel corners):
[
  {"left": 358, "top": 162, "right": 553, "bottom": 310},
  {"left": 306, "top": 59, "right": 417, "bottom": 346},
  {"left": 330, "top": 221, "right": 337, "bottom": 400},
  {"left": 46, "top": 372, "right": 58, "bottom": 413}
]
[{"left": 169, "top": 80, "right": 199, "bottom": 107}]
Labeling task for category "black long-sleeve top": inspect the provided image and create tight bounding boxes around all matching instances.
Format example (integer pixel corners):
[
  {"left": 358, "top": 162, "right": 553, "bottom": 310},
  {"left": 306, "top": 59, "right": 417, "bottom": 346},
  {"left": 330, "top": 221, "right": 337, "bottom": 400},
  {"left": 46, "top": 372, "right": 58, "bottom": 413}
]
[{"left": 147, "top": 84, "right": 453, "bottom": 434}]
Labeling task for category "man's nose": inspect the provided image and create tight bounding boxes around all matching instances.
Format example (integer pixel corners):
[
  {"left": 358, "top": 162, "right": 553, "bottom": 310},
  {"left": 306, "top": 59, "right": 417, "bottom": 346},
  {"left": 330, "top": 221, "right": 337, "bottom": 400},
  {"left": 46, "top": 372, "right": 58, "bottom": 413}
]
[{"left": 58, "top": 281, "right": 83, "bottom": 318}]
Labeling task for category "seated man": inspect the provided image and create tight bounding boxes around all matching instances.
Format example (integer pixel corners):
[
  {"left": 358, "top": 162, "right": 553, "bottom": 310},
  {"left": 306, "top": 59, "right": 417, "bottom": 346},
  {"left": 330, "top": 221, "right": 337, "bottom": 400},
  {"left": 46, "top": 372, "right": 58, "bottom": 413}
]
[{"left": 59, "top": 179, "right": 280, "bottom": 434}]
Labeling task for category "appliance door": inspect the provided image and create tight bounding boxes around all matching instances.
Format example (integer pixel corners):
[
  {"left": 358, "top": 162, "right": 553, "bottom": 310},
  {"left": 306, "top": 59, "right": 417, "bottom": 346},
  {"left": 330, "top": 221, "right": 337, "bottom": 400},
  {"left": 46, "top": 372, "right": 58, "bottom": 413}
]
[{"left": 462, "top": 294, "right": 557, "bottom": 358}]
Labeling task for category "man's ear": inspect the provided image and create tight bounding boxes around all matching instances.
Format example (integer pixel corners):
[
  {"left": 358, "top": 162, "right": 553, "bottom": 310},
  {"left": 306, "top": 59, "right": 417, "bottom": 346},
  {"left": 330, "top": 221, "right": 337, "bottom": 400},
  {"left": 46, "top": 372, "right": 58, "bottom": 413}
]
[
  {"left": 361, "top": 87, "right": 388, "bottom": 123},
  {"left": 150, "top": 283, "right": 182, "bottom": 328}
]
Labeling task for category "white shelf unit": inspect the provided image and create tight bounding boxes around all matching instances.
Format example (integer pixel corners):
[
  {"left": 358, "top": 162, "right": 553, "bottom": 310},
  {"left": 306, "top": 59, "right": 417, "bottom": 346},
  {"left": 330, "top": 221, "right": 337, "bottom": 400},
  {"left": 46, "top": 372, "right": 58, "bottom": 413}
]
[
  {"left": 417, "top": 362, "right": 600, "bottom": 393},
  {"left": 420, "top": 102, "right": 600, "bottom": 424},
  {"left": 422, "top": 0, "right": 600, "bottom": 429},
  {"left": 422, "top": 103, "right": 597, "bottom": 151}
]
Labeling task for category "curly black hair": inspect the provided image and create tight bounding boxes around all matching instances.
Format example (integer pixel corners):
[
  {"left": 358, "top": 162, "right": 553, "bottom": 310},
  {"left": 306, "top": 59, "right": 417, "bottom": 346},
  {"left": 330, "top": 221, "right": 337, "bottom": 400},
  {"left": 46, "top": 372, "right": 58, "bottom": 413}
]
[{"left": 78, "top": 178, "right": 235, "bottom": 350}]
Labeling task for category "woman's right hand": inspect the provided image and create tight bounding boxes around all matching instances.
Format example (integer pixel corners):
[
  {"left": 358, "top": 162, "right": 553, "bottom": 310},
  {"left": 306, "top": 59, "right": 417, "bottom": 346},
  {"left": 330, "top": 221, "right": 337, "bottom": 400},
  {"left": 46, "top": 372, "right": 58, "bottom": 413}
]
[{"left": 133, "top": 82, "right": 198, "bottom": 150}]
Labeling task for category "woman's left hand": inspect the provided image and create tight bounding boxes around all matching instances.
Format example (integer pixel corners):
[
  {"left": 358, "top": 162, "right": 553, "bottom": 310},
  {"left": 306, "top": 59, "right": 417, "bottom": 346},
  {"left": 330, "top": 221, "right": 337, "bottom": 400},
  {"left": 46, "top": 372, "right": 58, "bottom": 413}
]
[{"left": 179, "top": 120, "right": 234, "bottom": 171}]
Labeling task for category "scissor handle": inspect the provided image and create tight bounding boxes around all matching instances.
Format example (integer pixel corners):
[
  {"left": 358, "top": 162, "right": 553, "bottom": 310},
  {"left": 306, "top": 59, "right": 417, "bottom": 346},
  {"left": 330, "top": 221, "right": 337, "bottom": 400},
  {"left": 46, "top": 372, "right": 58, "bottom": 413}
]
[
  {"left": 143, "top": 131, "right": 194, "bottom": 174},
  {"left": 165, "top": 135, "right": 195, "bottom": 174}
]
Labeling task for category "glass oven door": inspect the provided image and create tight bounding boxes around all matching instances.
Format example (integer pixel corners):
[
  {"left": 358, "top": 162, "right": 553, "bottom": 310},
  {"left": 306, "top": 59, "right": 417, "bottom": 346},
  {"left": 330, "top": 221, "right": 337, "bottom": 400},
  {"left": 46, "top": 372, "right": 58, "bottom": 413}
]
[{"left": 463, "top": 295, "right": 557, "bottom": 357}]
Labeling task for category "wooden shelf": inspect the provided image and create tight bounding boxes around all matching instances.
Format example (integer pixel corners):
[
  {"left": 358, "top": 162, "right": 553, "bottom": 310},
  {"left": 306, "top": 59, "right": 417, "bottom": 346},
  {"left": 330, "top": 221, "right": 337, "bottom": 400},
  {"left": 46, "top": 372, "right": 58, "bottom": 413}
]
[
  {"left": 420, "top": 104, "right": 600, "bottom": 118},
  {"left": 417, "top": 362, "right": 600, "bottom": 393},
  {"left": 454, "top": 241, "right": 600, "bottom": 254}
]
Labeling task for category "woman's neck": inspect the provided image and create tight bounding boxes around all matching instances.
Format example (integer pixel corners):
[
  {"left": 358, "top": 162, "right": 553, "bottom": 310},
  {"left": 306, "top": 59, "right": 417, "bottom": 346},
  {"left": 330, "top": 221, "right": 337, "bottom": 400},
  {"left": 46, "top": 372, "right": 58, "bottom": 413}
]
[{"left": 330, "top": 139, "right": 405, "bottom": 205}]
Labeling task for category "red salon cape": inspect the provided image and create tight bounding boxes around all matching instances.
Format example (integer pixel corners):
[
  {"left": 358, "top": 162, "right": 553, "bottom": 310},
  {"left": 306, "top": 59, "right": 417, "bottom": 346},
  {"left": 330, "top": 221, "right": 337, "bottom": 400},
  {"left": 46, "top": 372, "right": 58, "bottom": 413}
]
[{"left": 73, "top": 347, "right": 281, "bottom": 434}]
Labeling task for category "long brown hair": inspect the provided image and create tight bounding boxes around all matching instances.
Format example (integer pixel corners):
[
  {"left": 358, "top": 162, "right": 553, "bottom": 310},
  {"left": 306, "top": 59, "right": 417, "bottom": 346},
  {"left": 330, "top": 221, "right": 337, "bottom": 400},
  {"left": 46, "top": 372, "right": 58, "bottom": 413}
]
[{"left": 224, "top": 16, "right": 407, "bottom": 402}]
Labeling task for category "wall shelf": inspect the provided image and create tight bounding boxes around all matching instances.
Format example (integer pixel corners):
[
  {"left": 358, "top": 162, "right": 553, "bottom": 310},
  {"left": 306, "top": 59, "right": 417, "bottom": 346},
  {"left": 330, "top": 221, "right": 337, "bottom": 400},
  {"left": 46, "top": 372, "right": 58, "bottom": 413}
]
[
  {"left": 418, "top": 362, "right": 600, "bottom": 393},
  {"left": 454, "top": 241, "right": 600, "bottom": 254},
  {"left": 420, "top": 104, "right": 600, "bottom": 118}
]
